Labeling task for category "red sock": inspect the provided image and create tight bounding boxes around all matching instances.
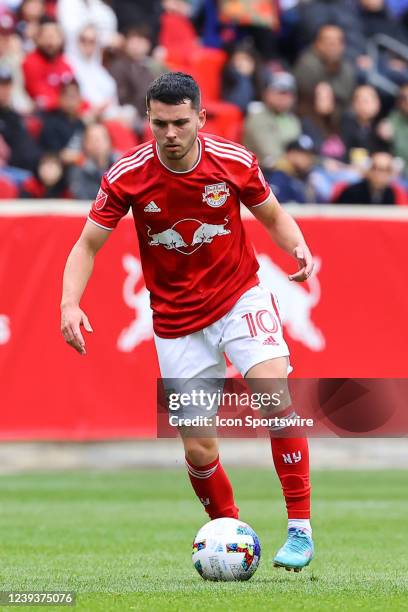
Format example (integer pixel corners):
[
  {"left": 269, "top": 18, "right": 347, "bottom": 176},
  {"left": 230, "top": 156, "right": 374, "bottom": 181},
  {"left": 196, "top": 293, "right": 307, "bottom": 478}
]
[
  {"left": 270, "top": 437, "right": 311, "bottom": 519},
  {"left": 185, "top": 455, "right": 239, "bottom": 520}
]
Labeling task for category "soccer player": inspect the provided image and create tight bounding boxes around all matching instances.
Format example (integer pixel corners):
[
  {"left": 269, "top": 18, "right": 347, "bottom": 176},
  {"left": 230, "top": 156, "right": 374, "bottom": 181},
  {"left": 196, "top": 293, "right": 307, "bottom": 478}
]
[{"left": 61, "top": 72, "right": 314, "bottom": 571}]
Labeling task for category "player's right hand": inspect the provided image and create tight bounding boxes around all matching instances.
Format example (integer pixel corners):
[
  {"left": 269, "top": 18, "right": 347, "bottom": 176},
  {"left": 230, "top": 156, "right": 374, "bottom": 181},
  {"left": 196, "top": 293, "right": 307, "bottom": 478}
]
[{"left": 61, "top": 305, "right": 93, "bottom": 355}]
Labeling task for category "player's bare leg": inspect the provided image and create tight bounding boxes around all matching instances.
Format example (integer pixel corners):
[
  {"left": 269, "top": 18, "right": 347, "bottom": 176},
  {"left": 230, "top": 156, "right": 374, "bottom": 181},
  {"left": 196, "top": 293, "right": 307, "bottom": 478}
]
[
  {"left": 181, "top": 427, "right": 239, "bottom": 520},
  {"left": 245, "top": 357, "right": 314, "bottom": 572}
]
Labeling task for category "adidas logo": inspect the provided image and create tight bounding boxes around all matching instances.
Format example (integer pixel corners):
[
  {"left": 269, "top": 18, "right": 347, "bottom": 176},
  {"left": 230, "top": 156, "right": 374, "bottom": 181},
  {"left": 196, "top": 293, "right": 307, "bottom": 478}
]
[
  {"left": 263, "top": 335, "right": 278, "bottom": 346},
  {"left": 144, "top": 201, "right": 161, "bottom": 213}
]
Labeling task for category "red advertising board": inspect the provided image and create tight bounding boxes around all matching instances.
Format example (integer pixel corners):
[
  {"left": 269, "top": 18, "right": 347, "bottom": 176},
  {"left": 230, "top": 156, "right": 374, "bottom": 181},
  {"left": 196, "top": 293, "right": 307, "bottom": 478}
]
[{"left": 0, "top": 205, "right": 407, "bottom": 439}]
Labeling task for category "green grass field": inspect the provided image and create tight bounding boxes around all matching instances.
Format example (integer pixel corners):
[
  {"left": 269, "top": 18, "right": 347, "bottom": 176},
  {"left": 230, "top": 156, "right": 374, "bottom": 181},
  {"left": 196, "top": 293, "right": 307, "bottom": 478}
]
[{"left": 0, "top": 468, "right": 407, "bottom": 611}]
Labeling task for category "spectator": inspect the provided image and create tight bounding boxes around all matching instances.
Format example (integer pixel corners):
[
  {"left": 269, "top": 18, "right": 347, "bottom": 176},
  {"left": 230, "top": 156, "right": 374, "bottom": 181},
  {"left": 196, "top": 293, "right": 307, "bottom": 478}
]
[
  {"left": 333, "top": 150, "right": 407, "bottom": 204},
  {"left": 297, "top": 1, "right": 366, "bottom": 62},
  {"left": 379, "top": 82, "right": 408, "bottom": 173},
  {"left": 57, "top": 0, "right": 120, "bottom": 54},
  {"left": 20, "top": 152, "right": 68, "bottom": 197},
  {"left": 15, "top": 0, "right": 46, "bottom": 53},
  {"left": 110, "top": 0, "right": 162, "bottom": 43},
  {"left": 67, "top": 25, "right": 119, "bottom": 119},
  {"left": 218, "top": 0, "right": 280, "bottom": 60},
  {"left": 301, "top": 81, "right": 345, "bottom": 160},
  {"left": 22, "top": 18, "right": 74, "bottom": 111},
  {"left": 294, "top": 24, "right": 355, "bottom": 116},
  {"left": 39, "top": 79, "right": 85, "bottom": 163},
  {"left": 108, "top": 26, "right": 158, "bottom": 120},
  {"left": 341, "top": 85, "right": 384, "bottom": 158},
  {"left": 243, "top": 71, "right": 301, "bottom": 169},
  {"left": 303, "top": 83, "right": 361, "bottom": 201},
  {"left": 68, "top": 122, "right": 114, "bottom": 199},
  {"left": 0, "top": 66, "right": 40, "bottom": 177},
  {"left": 264, "top": 135, "right": 318, "bottom": 203},
  {"left": 0, "top": 12, "right": 33, "bottom": 113},
  {"left": 359, "top": 0, "right": 408, "bottom": 46},
  {"left": 295, "top": 0, "right": 408, "bottom": 89},
  {"left": 358, "top": 0, "right": 408, "bottom": 89},
  {"left": 221, "top": 42, "right": 264, "bottom": 113}
]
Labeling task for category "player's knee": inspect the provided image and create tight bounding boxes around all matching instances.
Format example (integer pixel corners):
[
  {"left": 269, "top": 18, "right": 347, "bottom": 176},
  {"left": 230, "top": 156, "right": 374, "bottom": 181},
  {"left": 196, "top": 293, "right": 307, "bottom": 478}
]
[
  {"left": 246, "top": 356, "right": 288, "bottom": 379},
  {"left": 184, "top": 438, "right": 218, "bottom": 466}
]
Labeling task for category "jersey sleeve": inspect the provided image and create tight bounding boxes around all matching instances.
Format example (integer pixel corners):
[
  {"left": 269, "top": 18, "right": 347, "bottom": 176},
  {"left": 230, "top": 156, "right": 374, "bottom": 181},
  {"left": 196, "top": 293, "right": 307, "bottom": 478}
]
[
  {"left": 87, "top": 173, "right": 130, "bottom": 230},
  {"left": 240, "top": 157, "right": 272, "bottom": 208}
]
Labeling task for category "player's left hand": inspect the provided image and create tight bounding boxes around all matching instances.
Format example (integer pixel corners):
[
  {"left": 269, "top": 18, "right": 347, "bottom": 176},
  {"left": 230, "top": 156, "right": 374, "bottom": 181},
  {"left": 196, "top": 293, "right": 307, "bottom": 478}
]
[{"left": 288, "top": 246, "right": 314, "bottom": 282}]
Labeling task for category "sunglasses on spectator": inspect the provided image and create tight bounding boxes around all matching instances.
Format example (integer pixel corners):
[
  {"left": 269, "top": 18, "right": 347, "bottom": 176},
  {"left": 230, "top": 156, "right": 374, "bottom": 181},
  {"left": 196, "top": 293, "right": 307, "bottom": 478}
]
[
  {"left": 371, "top": 164, "right": 393, "bottom": 172},
  {"left": 79, "top": 36, "right": 96, "bottom": 44}
]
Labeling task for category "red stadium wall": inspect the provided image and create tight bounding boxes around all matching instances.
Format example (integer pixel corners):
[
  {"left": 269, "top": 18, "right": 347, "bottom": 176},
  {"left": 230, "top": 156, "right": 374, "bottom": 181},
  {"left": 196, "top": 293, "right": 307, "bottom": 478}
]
[{"left": 0, "top": 204, "right": 407, "bottom": 440}]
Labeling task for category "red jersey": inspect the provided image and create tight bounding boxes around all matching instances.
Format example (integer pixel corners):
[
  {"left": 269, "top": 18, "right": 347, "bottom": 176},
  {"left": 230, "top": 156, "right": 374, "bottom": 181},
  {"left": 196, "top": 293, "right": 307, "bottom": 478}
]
[
  {"left": 22, "top": 50, "right": 74, "bottom": 110},
  {"left": 88, "top": 133, "right": 271, "bottom": 338}
]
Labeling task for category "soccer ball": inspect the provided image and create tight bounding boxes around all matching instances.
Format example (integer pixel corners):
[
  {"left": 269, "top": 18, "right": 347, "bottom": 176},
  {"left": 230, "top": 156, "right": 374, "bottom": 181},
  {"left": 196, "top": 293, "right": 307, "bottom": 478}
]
[{"left": 192, "top": 517, "right": 261, "bottom": 581}]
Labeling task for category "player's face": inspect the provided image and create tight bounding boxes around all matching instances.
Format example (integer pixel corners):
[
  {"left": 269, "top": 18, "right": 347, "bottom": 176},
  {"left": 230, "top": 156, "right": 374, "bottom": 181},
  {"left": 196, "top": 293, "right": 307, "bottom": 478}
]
[{"left": 148, "top": 100, "right": 206, "bottom": 163}]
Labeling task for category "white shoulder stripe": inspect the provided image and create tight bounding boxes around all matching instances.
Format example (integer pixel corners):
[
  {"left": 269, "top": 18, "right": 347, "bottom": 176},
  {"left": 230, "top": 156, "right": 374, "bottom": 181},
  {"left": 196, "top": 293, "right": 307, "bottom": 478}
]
[
  {"left": 108, "top": 149, "right": 154, "bottom": 183},
  {"left": 205, "top": 143, "right": 252, "bottom": 165},
  {"left": 204, "top": 141, "right": 253, "bottom": 165},
  {"left": 109, "top": 152, "right": 154, "bottom": 183},
  {"left": 107, "top": 145, "right": 153, "bottom": 181},
  {"left": 107, "top": 143, "right": 153, "bottom": 180},
  {"left": 203, "top": 137, "right": 253, "bottom": 162},
  {"left": 108, "top": 142, "right": 152, "bottom": 174},
  {"left": 204, "top": 146, "right": 252, "bottom": 168}
]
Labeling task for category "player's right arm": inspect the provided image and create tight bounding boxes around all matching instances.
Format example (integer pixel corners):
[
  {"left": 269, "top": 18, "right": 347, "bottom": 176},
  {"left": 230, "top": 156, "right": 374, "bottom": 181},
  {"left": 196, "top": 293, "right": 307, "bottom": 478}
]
[
  {"left": 61, "top": 161, "right": 130, "bottom": 354},
  {"left": 60, "top": 221, "right": 110, "bottom": 355}
]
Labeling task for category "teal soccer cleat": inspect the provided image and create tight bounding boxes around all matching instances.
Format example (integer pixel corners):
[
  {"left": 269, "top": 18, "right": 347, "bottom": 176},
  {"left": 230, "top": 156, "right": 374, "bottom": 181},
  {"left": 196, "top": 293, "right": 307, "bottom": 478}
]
[{"left": 273, "top": 528, "right": 314, "bottom": 572}]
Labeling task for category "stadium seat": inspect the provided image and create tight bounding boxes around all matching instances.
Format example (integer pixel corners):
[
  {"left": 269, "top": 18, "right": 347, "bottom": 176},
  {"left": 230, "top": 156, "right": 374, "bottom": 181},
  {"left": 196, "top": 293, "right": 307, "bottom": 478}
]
[
  {"left": 392, "top": 182, "right": 408, "bottom": 206},
  {"left": 103, "top": 120, "right": 139, "bottom": 154},
  {"left": 159, "top": 12, "right": 199, "bottom": 69},
  {"left": 0, "top": 176, "right": 18, "bottom": 199},
  {"left": 330, "top": 181, "right": 348, "bottom": 203},
  {"left": 203, "top": 101, "right": 243, "bottom": 142},
  {"left": 164, "top": 46, "right": 227, "bottom": 103},
  {"left": 189, "top": 48, "right": 227, "bottom": 103}
]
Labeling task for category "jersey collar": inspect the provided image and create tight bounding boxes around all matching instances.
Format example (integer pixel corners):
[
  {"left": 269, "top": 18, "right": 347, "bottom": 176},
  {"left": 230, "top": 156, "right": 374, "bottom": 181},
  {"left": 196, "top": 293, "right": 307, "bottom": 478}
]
[{"left": 155, "top": 137, "right": 202, "bottom": 174}]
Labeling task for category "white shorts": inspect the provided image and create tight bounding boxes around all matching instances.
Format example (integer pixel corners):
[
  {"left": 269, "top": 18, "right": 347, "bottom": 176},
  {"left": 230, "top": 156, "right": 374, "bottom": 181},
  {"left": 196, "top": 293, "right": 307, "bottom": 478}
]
[{"left": 154, "top": 284, "right": 290, "bottom": 380}]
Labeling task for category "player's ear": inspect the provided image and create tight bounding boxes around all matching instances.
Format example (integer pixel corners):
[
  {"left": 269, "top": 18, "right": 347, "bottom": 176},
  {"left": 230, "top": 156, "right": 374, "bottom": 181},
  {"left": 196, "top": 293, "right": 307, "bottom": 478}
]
[{"left": 198, "top": 108, "right": 206, "bottom": 130}]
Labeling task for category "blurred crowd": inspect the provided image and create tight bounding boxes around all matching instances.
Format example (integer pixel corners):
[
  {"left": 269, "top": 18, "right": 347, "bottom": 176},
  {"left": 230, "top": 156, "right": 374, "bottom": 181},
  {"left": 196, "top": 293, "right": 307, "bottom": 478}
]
[{"left": 1, "top": 0, "right": 408, "bottom": 204}]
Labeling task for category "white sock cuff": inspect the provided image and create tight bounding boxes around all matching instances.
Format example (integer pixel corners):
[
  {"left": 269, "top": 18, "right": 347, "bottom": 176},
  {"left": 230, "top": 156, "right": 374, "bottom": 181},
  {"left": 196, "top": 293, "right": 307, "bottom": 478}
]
[{"left": 288, "top": 519, "right": 312, "bottom": 534}]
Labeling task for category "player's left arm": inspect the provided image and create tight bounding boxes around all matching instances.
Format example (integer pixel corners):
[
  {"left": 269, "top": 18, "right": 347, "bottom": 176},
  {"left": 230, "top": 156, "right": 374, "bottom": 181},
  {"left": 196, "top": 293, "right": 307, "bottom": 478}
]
[
  {"left": 240, "top": 155, "right": 313, "bottom": 282},
  {"left": 250, "top": 191, "right": 314, "bottom": 282}
]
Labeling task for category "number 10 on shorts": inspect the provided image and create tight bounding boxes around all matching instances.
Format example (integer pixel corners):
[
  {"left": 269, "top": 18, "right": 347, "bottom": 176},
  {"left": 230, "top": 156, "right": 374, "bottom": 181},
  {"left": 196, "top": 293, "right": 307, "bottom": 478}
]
[{"left": 242, "top": 310, "right": 279, "bottom": 342}]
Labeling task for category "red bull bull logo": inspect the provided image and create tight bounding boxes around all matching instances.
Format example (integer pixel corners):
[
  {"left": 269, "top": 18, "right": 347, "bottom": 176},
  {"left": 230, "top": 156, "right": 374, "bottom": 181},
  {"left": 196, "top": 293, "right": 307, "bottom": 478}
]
[
  {"left": 202, "top": 182, "right": 230, "bottom": 208},
  {"left": 147, "top": 217, "right": 231, "bottom": 255}
]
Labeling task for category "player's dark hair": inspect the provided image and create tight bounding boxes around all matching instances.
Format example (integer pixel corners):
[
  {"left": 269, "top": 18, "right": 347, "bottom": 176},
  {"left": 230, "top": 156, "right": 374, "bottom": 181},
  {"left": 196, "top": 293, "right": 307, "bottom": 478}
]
[{"left": 146, "top": 72, "right": 201, "bottom": 112}]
